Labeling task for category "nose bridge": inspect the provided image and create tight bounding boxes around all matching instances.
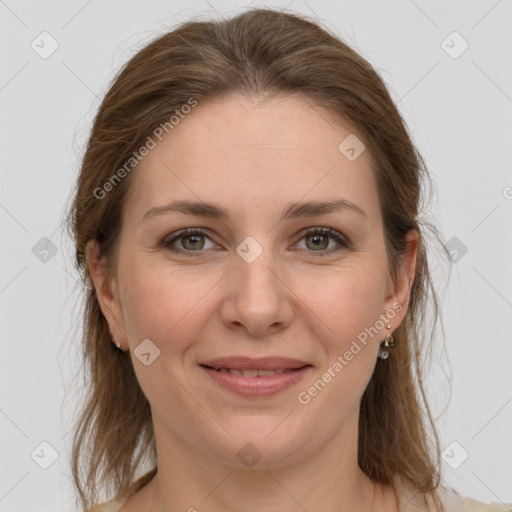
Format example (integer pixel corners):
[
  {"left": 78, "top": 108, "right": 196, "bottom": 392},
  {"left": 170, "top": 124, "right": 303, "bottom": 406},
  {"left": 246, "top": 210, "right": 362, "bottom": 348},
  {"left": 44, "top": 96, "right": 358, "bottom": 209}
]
[
  {"left": 234, "top": 234, "right": 281, "bottom": 302},
  {"left": 221, "top": 233, "right": 292, "bottom": 334}
]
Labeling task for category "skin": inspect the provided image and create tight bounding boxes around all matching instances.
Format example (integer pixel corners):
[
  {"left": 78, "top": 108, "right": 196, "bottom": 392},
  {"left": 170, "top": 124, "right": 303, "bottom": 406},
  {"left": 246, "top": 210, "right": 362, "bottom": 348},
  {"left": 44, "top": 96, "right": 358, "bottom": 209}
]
[{"left": 86, "top": 93, "right": 418, "bottom": 512}]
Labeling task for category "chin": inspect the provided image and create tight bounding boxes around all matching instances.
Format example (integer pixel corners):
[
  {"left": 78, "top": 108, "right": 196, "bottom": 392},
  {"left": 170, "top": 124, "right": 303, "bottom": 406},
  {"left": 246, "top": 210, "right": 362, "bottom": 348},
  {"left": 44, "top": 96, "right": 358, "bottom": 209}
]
[{"left": 207, "top": 418, "right": 309, "bottom": 470}]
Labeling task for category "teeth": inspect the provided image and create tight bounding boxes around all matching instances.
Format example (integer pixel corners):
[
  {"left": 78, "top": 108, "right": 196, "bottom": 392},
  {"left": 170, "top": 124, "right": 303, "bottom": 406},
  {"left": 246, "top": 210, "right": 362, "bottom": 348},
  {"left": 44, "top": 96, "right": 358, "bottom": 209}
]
[
  {"left": 258, "top": 370, "right": 280, "bottom": 376},
  {"left": 241, "top": 370, "right": 259, "bottom": 377},
  {"left": 215, "top": 368, "right": 287, "bottom": 376}
]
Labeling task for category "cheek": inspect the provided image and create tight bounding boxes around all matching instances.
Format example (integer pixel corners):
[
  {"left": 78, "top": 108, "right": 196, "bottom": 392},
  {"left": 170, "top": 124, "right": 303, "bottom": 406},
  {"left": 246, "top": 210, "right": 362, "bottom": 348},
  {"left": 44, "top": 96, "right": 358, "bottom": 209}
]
[
  {"left": 297, "top": 269, "right": 385, "bottom": 422},
  {"left": 324, "top": 264, "right": 387, "bottom": 381},
  {"left": 304, "top": 260, "right": 388, "bottom": 348},
  {"left": 120, "top": 263, "right": 218, "bottom": 348}
]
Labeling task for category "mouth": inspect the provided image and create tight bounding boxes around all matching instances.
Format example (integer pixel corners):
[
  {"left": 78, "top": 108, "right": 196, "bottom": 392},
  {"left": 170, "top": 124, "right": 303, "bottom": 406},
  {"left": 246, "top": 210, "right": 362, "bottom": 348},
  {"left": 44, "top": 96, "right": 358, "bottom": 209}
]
[
  {"left": 199, "top": 356, "right": 312, "bottom": 371},
  {"left": 199, "top": 365, "right": 310, "bottom": 377},
  {"left": 198, "top": 357, "right": 313, "bottom": 396}
]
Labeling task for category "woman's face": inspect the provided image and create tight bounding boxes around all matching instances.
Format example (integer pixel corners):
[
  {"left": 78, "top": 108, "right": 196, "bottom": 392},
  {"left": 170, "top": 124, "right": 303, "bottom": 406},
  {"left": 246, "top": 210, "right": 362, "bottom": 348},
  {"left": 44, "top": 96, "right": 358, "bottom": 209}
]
[{"left": 88, "top": 94, "right": 416, "bottom": 470}]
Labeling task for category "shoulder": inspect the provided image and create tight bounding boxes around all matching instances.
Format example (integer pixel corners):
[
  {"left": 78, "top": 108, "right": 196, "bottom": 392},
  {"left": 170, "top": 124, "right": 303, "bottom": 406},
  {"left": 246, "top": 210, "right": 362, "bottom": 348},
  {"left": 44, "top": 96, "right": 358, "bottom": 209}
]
[
  {"left": 438, "top": 485, "right": 512, "bottom": 512},
  {"left": 85, "top": 468, "right": 157, "bottom": 512},
  {"left": 393, "top": 475, "right": 512, "bottom": 512},
  {"left": 86, "top": 496, "right": 128, "bottom": 512},
  {"left": 460, "top": 497, "right": 512, "bottom": 512}
]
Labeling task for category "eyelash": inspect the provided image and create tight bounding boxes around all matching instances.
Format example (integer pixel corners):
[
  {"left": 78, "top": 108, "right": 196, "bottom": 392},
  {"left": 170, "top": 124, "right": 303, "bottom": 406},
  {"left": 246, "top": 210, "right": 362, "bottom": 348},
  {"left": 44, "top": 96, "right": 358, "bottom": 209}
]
[{"left": 160, "top": 227, "right": 351, "bottom": 257}]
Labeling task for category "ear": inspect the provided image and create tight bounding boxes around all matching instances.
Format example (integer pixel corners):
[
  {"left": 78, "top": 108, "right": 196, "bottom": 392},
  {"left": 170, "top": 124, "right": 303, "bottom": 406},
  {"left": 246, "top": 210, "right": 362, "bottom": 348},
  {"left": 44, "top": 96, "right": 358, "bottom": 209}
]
[
  {"left": 382, "top": 228, "right": 419, "bottom": 328},
  {"left": 85, "top": 239, "right": 127, "bottom": 348}
]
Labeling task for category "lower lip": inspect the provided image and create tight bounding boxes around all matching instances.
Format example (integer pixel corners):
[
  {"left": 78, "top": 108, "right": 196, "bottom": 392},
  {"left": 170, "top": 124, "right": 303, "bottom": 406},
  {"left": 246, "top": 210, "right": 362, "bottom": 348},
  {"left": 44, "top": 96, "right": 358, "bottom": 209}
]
[{"left": 200, "top": 365, "right": 312, "bottom": 397}]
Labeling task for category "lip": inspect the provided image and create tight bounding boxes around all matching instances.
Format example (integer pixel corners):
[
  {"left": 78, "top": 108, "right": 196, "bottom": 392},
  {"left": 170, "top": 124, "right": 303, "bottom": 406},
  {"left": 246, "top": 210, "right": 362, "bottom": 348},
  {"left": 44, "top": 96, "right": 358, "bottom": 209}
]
[
  {"left": 199, "top": 356, "right": 313, "bottom": 397},
  {"left": 199, "top": 356, "right": 311, "bottom": 371}
]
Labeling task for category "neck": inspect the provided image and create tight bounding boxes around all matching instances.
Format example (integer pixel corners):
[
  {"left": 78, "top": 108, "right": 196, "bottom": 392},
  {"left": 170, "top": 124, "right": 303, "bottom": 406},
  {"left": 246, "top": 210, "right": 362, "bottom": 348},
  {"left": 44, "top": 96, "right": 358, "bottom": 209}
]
[
  {"left": 150, "top": 468, "right": 379, "bottom": 512},
  {"left": 146, "top": 412, "right": 394, "bottom": 512}
]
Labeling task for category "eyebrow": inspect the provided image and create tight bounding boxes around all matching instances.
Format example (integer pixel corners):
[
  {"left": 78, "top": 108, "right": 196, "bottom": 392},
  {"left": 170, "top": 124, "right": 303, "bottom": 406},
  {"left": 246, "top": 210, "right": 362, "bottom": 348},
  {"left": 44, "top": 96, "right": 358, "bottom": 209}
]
[{"left": 143, "top": 198, "right": 367, "bottom": 221}]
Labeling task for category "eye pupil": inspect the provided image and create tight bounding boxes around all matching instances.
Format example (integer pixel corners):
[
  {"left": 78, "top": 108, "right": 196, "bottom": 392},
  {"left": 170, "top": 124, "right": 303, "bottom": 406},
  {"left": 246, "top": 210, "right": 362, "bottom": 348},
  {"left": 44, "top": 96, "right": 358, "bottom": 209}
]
[
  {"left": 182, "top": 234, "right": 204, "bottom": 250},
  {"left": 307, "top": 234, "right": 329, "bottom": 250}
]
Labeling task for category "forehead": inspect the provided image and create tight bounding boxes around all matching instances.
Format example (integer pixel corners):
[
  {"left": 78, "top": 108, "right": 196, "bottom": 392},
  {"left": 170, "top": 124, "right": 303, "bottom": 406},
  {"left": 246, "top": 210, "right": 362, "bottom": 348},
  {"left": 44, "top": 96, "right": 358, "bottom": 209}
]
[{"left": 123, "top": 94, "right": 380, "bottom": 224}]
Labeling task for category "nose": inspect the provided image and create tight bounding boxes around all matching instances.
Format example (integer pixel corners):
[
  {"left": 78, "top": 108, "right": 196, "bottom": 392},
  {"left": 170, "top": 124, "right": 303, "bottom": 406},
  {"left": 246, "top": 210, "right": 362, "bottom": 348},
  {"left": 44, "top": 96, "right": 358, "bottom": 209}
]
[{"left": 219, "top": 246, "right": 294, "bottom": 337}]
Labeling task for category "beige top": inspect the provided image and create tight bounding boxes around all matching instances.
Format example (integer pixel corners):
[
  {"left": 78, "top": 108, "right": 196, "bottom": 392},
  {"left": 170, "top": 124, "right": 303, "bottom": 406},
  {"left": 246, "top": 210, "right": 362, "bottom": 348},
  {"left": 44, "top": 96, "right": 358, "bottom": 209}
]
[{"left": 87, "top": 471, "right": 512, "bottom": 512}]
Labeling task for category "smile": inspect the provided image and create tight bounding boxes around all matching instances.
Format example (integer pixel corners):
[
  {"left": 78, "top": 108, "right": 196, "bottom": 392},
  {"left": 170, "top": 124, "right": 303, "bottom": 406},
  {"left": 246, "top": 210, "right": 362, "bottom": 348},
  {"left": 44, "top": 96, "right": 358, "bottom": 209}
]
[
  {"left": 207, "top": 367, "right": 298, "bottom": 376},
  {"left": 200, "top": 364, "right": 312, "bottom": 396}
]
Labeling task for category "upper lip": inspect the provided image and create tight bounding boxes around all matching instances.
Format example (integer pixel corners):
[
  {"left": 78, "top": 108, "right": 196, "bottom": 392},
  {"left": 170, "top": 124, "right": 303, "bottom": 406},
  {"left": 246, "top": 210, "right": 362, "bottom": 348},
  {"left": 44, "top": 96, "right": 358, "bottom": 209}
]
[{"left": 200, "top": 356, "right": 312, "bottom": 371}]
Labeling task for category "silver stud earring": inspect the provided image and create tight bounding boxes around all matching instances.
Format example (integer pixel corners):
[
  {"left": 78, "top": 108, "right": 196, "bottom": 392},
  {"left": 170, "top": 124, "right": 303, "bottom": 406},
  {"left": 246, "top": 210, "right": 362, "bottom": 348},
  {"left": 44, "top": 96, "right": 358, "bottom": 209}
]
[
  {"left": 378, "top": 324, "right": 394, "bottom": 359},
  {"left": 111, "top": 332, "right": 121, "bottom": 351}
]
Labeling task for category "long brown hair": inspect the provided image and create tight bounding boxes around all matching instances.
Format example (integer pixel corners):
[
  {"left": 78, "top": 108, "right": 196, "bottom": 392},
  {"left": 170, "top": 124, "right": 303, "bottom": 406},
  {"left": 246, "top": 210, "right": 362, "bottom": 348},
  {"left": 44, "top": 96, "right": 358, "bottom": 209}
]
[{"left": 66, "top": 7, "right": 451, "bottom": 511}]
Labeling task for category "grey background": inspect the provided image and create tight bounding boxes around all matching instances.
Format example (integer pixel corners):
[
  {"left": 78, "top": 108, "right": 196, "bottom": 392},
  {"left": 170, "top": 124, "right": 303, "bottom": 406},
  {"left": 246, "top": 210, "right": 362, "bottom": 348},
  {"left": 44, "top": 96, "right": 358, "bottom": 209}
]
[{"left": 1, "top": 0, "right": 511, "bottom": 510}]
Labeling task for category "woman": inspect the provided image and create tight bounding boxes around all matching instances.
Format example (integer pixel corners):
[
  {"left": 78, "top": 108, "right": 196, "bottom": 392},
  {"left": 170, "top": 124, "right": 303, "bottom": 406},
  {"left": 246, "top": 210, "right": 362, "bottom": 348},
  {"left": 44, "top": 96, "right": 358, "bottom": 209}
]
[{"left": 66, "top": 7, "right": 511, "bottom": 512}]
